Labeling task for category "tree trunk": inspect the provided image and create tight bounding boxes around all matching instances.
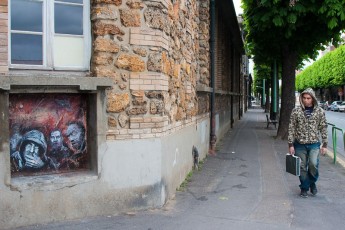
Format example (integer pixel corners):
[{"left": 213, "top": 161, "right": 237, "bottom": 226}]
[
  {"left": 277, "top": 47, "right": 297, "bottom": 140},
  {"left": 265, "top": 90, "right": 270, "bottom": 112}
]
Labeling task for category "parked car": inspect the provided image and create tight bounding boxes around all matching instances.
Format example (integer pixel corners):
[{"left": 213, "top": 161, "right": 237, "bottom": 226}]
[
  {"left": 318, "top": 100, "right": 330, "bottom": 110},
  {"left": 323, "top": 101, "right": 330, "bottom": 110},
  {"left": 330, "top": 101, "right": 343, "bottom": 111},
  {"left": 338, "top": 102, "right": 345, "bottom": 112},
  {"left": 319, "top": 101, "right": 328, "bottom": 110}
]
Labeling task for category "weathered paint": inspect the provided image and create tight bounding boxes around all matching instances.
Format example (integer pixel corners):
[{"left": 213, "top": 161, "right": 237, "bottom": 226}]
[
  {"left": 0, "top": 114, "right": 210, "bottom": 229},
  {"left": 101, "top": 138, "right": 162, "bottom": 188}
]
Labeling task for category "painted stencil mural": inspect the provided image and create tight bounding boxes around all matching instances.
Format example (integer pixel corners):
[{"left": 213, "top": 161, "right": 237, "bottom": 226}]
[{"left": 9, "top": 94, "right": 88, "bottom": 177}]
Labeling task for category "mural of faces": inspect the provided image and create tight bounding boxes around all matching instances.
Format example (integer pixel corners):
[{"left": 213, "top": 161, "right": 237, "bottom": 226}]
[
  {"left": 50, "top": 130, "right": 63, "bottom": 151},
  {"left": 66, "top": 122, "right": 86, "bottom": 153},
  {"left": 22, "top": 142, "right": 45, "bottom": 169},
  {"left": 9, "top": 94, "right": 88, "bottom": 176},
  {"left": 11, "top": 129, "right": 47, "bottom": 171}
]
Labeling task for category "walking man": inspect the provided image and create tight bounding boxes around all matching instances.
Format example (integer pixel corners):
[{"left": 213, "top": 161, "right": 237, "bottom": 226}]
[{"left": 288, "top": 88, "right": 328, "bottom": 198}]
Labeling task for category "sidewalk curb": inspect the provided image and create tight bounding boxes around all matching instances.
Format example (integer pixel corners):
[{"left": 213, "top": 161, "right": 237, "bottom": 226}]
[{"left": 326, "top": 149, "right": 345, "bottom": 168}]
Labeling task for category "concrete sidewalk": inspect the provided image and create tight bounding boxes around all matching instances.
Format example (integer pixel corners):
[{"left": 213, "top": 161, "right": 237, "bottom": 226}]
[{"left": 15, "top": 108, "right": 345, "bottom": 230}]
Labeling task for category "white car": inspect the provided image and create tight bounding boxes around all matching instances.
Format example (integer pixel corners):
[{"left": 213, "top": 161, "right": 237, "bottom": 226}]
[
  {"left": 338, "top": 102, "right": 345, "bottom": 112},
  {"left": 330, "top": 101, "right": 343, "bottom": 111}
]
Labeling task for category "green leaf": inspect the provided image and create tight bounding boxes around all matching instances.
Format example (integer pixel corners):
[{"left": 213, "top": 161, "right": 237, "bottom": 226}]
[
  {"left": 328, "top": 17, "right": 338, "bottom": 29},
  {"left": 293, "top": 3, "right": 306, "bottom": 12},
  {"left": 279, "top": 8, "right": 288, "bottom": 16},
  {"left": 273, "top": 16, "right": 284, "bottom": 26},
  {"left": 261, "top": 12, "right": 272, "bottom": 22},
  {"left": 287, "top": 13, "right": 297, "bottom": 23},
  {"left": 340, "top": 11, "right": 345, "bottom": 21}
]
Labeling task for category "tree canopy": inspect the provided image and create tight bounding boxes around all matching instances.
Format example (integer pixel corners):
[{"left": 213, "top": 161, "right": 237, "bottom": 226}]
[
  {"left": 242, "top": 0, "right": 345, "bottom": 139},
  {"left": 243, "top": 0, "right": 345, "bottom": 64},
  {"left": 253, "top": 64, "right": 271, "bottom": 95},
  {"left": 296, "top": 44, "right": 345, "bottom": 91}
]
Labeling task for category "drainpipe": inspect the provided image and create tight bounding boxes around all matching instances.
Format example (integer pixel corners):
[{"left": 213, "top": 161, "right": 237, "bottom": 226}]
[
  {"left": 209, "top": 0, "right": 217, "bottom": 155},
  {"left": 230, "top": 47, "right": 234, "bottom": 127}
]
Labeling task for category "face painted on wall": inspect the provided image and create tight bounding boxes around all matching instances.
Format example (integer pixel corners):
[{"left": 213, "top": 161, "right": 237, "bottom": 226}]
[
  {"left": 9, "top": 94, "right": 89, "bottom": 175},
  {"left": 22, "top": 141, "right": 45, "bottom": 169},
  {"left": 66, "top": 123, "right": 85, "bottom": 151},
  {"left": 18, "top": 130, "right": 47, "bottom": 170},
  {"left": 50, "top": 130, "right": 63, "bottom": 150}
]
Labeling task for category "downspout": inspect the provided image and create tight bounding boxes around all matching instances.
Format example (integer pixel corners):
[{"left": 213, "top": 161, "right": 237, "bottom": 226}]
[
  {"left": 230, "top": 47, "right": 234, "bottom": 128},
  {"left": 209, "top": 0, "right": 217, "bottom": 154},
  {"left": 236, "top": 54, "right": 239, "bottom": 120}
]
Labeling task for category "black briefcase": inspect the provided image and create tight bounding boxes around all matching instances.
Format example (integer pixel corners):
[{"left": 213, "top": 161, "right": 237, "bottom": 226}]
[{"left": 286, "top": 153, "right": 301, "bottom": 176}]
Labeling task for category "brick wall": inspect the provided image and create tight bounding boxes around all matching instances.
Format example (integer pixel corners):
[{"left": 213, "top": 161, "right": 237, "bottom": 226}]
[
  {"left": 0, "top": 0, "right": 8, "bottom": 74},
  {"left": 130, "top": 28, "right": 169, "bottom": 51},
  {"left": 106, "top": 113, "right": 209, "bottom": 140},
  {"left": 129, "top": 73, "right": 169, "bottom": 91}
]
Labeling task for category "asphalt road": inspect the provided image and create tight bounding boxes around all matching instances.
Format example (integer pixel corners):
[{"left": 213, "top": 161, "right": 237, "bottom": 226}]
[{"left": 325, "top": 110, "right": 345, "bottom": 157}]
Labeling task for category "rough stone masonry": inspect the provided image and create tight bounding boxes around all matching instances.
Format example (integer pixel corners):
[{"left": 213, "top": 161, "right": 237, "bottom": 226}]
[{"left": 91, "top": 0, "right": 211, "bottom": 140}]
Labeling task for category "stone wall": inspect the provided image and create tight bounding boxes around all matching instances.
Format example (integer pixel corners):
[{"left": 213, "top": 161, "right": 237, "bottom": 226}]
[
  {"left": 91, "top": 0, "right": 208, "bottom": 140},
  {"left": 198, "top": 0, "right": 210, "bottom": 87}
]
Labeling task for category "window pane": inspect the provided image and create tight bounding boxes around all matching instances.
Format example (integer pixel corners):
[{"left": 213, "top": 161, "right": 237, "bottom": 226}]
[
  {"left": 56, "top": 0, "right": 83, "bottom": 3},
  {"left": 11, "top": 0, "right": 42, "bottom": 32},
  {"left": 54, "top": 36, "right": 84, "bottom": 67},
  {"left": 55, "top": 4, "right": 83, "bottom": 35},
  {"left": 11, "top": 33, "right": 43, "bottom": 65}
]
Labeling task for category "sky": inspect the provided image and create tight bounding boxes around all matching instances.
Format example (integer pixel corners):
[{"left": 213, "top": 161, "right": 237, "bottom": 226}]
[
  {"left": 232, "top": 1, "right": 254, "bottom": 74},
  {"left": 233, "top": 0, "right": 243, "bottom": 15}
]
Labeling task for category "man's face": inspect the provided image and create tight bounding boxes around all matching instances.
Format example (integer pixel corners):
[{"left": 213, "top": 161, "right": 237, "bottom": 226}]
[
  {"left": 24, "top": 142, "right": 39, "bottom": 157},
  {"left": 66, "top": 124, "right": 84, "bottom": 150},
  {"left": 302, "top": 94, "right": 313, "bottom": 107},
  {"left": 50, "top": 130, "right": 63, "bottom": 149},
  {"left": 23, "top": 141, "right": 45, "bottom": 169}
]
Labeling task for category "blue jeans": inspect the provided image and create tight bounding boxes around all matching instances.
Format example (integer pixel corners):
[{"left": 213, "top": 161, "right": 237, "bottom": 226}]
[{"left": 294, "top": 142, "right": 320, "bottom": 191}]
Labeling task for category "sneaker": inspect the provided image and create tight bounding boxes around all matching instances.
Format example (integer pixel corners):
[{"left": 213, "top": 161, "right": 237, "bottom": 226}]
[
  {"left": 310, "top": 183, "right": 318, "bottom": 196},
  {"left": 300, "top": 189, "right": 308, "bottom": 198}
]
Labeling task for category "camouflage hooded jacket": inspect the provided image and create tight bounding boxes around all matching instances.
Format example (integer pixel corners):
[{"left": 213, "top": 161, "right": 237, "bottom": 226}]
[{"left": 287, "top": 88, "right": 328, "bottom": 148}]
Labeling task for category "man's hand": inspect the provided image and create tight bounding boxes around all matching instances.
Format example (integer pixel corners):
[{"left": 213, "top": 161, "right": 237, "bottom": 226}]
[
  {"left": 24, "top": 154, "right": 45, "bottom": 169},
  {"left": 289, "top": 146, "right": 295, "bottom": 155},
  {"left": 320, "top": 147, "right": 327, "bottom": 156}
]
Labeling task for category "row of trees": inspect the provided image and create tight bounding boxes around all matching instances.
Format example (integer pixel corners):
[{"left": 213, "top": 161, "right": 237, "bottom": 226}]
[
  {"left": 252, "top": 64, "right": 274, "bottom": 112},
  {"left": 242, "top": 0, "right": 345, "bottom": 139},
  {"left": 296, "top": 44, "right": 345, "bottom": 91}
]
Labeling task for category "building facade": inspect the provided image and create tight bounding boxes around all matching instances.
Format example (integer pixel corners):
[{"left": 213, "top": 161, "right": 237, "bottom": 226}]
[{"left": 0, "top": 0, "right": 247, "bottom": 228}]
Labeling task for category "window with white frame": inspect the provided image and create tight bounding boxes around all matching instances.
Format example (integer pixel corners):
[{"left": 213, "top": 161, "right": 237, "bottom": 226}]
[{"left": 9, "top": 0, "right": 90, "bottom": 70}]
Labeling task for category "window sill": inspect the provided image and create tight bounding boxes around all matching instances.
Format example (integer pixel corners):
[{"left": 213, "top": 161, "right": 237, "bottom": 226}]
[
  {"left": 196, "top": 84, "right": 212, "bottom": 93},
  {"left": 0, "top": 75, "right": 113, "bottom": 91},
  {"left": 10, "top": 172, "right": 98, "bottom": 191}
]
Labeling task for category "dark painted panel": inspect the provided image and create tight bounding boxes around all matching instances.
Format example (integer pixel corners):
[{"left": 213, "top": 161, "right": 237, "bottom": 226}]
[{"left": 9, "top": 94, "right": 89, "bottom": 177}]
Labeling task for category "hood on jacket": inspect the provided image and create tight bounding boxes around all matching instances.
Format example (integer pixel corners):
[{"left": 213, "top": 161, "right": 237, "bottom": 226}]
[
  {"left": 299, "top": 88, "right": 318, "bottom": 109},
  {"left": 19, "top": 130, "right": 47, "bottom": 157}
]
